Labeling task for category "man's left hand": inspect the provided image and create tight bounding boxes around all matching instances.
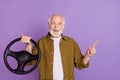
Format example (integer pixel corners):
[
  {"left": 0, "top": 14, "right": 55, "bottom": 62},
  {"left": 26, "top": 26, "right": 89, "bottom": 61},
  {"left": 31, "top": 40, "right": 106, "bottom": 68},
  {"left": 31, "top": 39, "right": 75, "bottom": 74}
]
[{"left": 86, "top": 40, "right": 99, "bottom": 57}]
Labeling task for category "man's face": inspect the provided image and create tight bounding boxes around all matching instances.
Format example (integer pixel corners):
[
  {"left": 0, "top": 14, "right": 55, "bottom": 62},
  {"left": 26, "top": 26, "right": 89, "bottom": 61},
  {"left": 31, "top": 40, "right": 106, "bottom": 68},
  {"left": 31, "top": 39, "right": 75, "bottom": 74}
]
[{"left": 49, "top": 15, "right": 64, "bottom": 38}]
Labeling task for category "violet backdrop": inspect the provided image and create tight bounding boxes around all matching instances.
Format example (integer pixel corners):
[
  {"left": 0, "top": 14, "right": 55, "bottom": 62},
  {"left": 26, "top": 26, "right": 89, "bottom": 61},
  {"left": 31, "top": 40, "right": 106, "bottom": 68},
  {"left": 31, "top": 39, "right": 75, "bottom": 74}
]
[{"left": 0, "top": 0, "right": 120, "bottom": 80}]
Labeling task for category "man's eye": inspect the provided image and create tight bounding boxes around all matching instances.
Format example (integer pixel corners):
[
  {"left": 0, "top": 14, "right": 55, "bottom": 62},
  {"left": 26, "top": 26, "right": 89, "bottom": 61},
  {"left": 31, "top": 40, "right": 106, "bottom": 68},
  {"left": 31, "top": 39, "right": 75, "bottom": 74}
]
[
  {"left": 59, "top": 23, "right": 62, "bottom": 25},
  {"left": 51, "top": 23, "right": 55, "bottom": 25}
]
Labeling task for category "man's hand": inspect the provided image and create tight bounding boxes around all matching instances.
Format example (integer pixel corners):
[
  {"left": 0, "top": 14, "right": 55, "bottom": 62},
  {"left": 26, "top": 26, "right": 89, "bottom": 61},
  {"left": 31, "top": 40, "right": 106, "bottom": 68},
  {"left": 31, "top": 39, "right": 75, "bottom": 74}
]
[
  {"left": 83, "top": 40, "right": 99, "bottom": 65},
  {"left": 86, "top": 40, "right": 99, "bottom": 57},
  {"left": 21, "top": 34, "right": 31, "bottom": 44},
  {"left": 21, "top": 34, "right": 32, "bottom": 53}
]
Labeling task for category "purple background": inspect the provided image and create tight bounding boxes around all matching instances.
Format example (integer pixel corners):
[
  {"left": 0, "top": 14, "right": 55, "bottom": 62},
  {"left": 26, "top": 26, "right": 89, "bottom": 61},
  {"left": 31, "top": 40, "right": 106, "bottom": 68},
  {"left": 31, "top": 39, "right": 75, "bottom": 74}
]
[{"left": 0, "top": 0, "right": 120, "bottom": 80}]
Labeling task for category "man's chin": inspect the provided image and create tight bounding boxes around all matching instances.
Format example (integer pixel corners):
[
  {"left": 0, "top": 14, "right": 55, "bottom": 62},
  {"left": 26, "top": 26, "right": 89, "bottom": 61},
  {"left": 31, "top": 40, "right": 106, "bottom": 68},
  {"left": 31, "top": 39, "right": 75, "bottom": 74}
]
[
  {"left": 51, "top": 33, "right": 61, "bottom": 38},
  {"left": 51, "top": 34, "right": 61, "bottom": 38},
  {"left": 50, "top": 31, "right": 62, "bottom": 38}
]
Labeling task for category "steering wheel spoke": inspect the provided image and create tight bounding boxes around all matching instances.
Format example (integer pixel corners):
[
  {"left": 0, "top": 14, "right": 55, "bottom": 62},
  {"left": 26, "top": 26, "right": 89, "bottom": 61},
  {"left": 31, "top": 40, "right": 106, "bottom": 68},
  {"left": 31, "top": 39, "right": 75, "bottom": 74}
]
[
  {"left": 15, "top": 62, "right": 26, "bottom": 73},
  {"left": 29, "top": 54, "right": 39, "bottom": 60},
  {"left": 6, "top": 49, "right": 18, "bottom": 59}
]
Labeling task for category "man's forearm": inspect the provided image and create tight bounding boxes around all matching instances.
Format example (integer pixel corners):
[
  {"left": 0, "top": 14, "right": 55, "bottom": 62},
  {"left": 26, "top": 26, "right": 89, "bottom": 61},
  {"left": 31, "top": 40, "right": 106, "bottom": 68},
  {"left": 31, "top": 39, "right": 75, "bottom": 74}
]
[
  {"left": 83, "top": 55, "right": 90, "bottom": 65},
  {"left": 25, "top": 43, "right": 32, "bottom": 53}
]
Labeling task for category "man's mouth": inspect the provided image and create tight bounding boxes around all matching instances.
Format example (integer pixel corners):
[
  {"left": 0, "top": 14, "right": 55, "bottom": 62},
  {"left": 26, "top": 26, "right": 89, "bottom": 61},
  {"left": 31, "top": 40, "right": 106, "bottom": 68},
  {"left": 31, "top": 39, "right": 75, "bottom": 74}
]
[{"left": 53, "top": 30, "right": 59, "bottom": 32}]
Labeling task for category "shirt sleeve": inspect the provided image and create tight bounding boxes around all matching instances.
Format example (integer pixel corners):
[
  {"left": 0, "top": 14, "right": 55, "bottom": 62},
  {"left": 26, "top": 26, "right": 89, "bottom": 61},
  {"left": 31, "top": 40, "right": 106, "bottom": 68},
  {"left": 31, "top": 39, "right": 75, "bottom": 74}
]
[
  {"left": 73, "top": 40, "right": 89, "bottom": 70},
  {"left": 26, "top": 41, "right": 39, "bottom": 66}
]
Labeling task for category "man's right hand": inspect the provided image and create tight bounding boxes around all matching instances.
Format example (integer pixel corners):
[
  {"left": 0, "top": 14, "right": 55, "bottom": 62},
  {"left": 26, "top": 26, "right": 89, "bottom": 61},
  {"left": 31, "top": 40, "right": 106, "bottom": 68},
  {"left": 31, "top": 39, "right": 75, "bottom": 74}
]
[
  {"left": 21, "top": 34, "right": 31, "bottom": 44},
  {"left": 21, "top": 34, "right": 32, "bottom": 53}
]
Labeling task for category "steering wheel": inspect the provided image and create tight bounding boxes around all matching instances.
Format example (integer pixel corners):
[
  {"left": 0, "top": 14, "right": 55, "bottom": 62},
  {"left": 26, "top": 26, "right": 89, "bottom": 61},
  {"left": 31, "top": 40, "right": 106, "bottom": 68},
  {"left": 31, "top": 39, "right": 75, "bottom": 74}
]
[{"left": 4, "top": 37, "right": 41, "bottom": 75}]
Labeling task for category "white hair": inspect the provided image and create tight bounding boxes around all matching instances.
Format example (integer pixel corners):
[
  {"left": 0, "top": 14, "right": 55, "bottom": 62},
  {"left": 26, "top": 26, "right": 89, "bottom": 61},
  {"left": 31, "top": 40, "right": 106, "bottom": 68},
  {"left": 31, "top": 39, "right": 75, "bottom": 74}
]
[{"left": 48, "top": 14, "right": 65, "bottom": 26}]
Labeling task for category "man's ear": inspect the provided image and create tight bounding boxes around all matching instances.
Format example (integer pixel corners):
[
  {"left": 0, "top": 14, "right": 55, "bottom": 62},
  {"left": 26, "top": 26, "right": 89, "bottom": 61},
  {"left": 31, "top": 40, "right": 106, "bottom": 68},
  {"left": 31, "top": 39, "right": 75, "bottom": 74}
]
[
  {"left": 48, "top": 24, "right": 51, "bottom": 30},
  {"left": 48, "top": 22, "right": 49, "bottom": 26}
]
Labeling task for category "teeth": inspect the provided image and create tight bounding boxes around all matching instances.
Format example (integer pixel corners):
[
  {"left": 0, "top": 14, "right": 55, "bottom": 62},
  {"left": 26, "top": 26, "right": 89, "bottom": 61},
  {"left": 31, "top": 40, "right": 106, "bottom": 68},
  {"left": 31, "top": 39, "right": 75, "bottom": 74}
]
[{"left": 54, "top": 30, "right": 59, "bottom": 32}]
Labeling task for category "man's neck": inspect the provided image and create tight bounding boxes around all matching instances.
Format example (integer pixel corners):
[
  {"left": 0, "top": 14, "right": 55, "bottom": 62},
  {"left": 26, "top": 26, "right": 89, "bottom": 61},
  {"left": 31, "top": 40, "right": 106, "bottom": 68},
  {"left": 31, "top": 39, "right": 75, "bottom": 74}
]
[{"left": 51, "top": 35, "right": 61, "bottom": 38}]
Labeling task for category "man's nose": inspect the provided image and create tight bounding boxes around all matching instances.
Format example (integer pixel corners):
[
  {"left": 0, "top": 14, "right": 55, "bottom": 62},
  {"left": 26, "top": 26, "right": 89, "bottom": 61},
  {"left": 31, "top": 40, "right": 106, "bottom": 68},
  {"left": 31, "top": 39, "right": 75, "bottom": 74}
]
[{"left": 54, "top": 24, "right": 58, "bottom": 29}]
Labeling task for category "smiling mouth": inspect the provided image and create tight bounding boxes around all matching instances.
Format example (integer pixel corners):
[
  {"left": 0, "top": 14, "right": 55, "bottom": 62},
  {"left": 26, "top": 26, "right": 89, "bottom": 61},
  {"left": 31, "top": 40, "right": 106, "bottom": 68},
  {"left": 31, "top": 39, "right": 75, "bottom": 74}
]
[{"left": 53, "top": 30, "right": 59, "bottom": 32}]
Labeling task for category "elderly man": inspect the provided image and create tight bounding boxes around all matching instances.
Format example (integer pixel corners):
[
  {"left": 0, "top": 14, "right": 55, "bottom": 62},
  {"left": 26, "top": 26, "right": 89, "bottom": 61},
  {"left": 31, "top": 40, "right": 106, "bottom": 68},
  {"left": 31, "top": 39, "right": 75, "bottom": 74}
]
[{"left": 21, "top": 14, "right": 99, "bottom": 80}]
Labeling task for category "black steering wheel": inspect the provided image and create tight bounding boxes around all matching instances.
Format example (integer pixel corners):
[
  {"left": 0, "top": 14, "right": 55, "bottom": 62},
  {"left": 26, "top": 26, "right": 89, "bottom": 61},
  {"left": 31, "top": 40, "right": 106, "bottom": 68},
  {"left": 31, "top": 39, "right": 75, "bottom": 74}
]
[{"left": 4, "top": 37, "right": 41, "bottom": 75}]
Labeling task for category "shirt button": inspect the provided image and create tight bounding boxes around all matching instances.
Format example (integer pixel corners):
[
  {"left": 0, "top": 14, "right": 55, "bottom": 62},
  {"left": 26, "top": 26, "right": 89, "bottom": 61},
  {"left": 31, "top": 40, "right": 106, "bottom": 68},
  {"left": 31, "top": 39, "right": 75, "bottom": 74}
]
[
  {"left": 51, "top": 52, "right": 54, "bottom": 54},
  {"left": 51, "top": 72, "right": 53, "bottom": 75}
]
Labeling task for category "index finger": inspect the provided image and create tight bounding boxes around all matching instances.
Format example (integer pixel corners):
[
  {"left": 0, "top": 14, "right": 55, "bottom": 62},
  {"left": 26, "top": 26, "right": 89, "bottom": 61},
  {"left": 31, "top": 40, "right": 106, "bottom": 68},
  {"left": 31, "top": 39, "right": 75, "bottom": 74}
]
[{"left": 90, "top": 40, "right": 99, "bottom": 47}]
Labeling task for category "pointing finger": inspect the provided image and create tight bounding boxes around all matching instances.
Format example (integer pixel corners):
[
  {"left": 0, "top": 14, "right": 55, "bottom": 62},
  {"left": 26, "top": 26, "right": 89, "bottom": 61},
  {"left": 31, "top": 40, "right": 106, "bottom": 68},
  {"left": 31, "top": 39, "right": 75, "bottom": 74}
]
[{"left": 90, "top": 40, "right": 99, "bottom": 47}]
